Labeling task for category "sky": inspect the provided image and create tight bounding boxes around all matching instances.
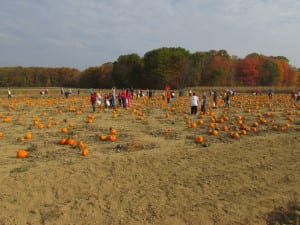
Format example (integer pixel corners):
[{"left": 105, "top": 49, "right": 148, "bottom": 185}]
[{"left": 1, "top": 0, "right": 300, "bottom": 71}]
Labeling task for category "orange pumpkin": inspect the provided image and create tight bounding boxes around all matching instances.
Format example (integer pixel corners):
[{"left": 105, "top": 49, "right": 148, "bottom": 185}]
[
  {"left": 108, "top": 135, "right": 117, "bottom": 142},
  {"left": 195, "top": 136, "right": 204, "bottom": 143},
  {"left": 110, "top": 128, "right": 117, "bottom": 135},
  {"left": 222, "top": 125, "right": 229, "bottom": 131},
  {"left": 99, "top": 135, "right": 107, "bottom": 141},
  {"left": 240, "top": 130, "right": 247, "bottom": 135},
  {"left": 190, "top": 122, "right": 197, "bottom": 128},
  {"left": 61, "top": 127, "right": 68, "bottom": 133},
  {"left": 67, "top": 138, "right": 76, "bottom": 146},
  {"left": 17, "top": 150, "right": 29, "bottom": 158},
  {"left": 81, "top": 148, "right": 89, "bottom": 156},
  {"left": 59, "top": 138, "right": 68, "bottom": 145},
  {"left": 77, "top": 140, "right": 85, "bottom": 149},
  {"left": 230, "top": 132, "right": 240, "bottom": 139},
  {"left": 24, "top": 133, "right": 32, "bottom": 139},
  {"left": 0, "top": 132, "right": 4, "bottom": 138},
  {"left": 212, "top": 130, "right": 218, "bottom": 135}
]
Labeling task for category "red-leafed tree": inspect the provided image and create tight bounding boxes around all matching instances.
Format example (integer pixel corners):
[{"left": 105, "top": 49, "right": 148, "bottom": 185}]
[{"left": 236, "top": 56, "right": 260, "bottom": 85}]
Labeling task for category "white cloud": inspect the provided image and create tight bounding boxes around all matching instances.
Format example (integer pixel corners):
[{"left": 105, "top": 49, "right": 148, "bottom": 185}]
[{"left": 0, "top": 0, "right": 300, "bottom": 69}]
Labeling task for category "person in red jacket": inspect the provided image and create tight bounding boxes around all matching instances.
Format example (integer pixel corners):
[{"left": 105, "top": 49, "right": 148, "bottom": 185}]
[
  {"left": 90, "top": 92, "right": 97, "bottom": 112},
  {"left": 121, "top": 89, "right": 127, "bottom": 108}
]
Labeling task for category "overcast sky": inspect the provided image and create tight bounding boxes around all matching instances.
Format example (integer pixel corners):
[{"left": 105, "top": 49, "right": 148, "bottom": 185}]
[{"left": 1, "top": 0, "right": 300, "bottom": 70}]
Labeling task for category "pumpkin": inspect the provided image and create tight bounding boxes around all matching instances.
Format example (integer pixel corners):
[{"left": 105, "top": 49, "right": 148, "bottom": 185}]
[
  {"left": 222, "top": 125, "right": 229, "bottom": 131},
  {"left": 190, "top": 122, "right": 197, "bottom": 128},
  {"left": 99, "top": 135, "right": 107, "bottom": 141},
  {"left": 59, "top": 138, "right": 68, "bottom": 145},
  {"left": 0, "top": 132, "right": 4, "bottom": 138},
  {"left": 198, "top": 119, "right": 204, "bottom": 125},
  {"left": 212, "top": 130, "right": 218, "bottom": 135},
  {"left": 110, "top": 128, "right": 117, "bottom": 135},
  {"left": 195, "top": 136, "right": 204, "bottom": 143},
  {"left": 24, "top": 133, "right": 32, "bottom": 139},
  {"left": 67, "top": 138, "right": 76, "bottom": 146},
  {"left": 230, "top": 132, "right": 240, "bottom": 139},
  {"left": 240, "top": 130, "right": 247, "bottom": 135},
  {"left": 77, "top": 140, "right": 85, "bottom": 149},
  {"left": 17, "top": 150, "right": 29, "bottom": 158},
  {"left": 81, "top": 148, "right": 89, "bottom": 156},
  {"left": 61, "top": 127, "right": 68, "bottom": 133},
  {"left": 108, "top": 135, "right": 117, "bottom": 142}
]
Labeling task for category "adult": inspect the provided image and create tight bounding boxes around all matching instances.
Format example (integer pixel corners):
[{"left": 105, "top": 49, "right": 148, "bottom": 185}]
[
  {"left": 224, "top": 92, "right": 230, "bottom": 108},
  {"left": 190, "top": 93, "right": 199, "bottom": 115},
  {"left": 268, "top": 88, "right": 273, "bottom": 99},
  {"left": 212, "top": 91, "right": 218, "bottom": 109},
  {"left": 126, "top": 88, "right": 132, "bottom": 107},
  {"left": 121, "top": 89, "right": 127, "bottom": 108},
  {"left": 201, "top": 92, "right": 208, "bottom": 113},
  {"left": 111, "top": 86, "right": 117, "bottom": 107},
  {"left": 90, "top": 92, "right": 97, "bottom": 112},
  {"left": 7, "top": 88, "right": 12, "bottom": 99}
]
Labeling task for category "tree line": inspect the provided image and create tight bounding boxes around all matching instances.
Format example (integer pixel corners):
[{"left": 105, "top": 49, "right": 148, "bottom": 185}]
[{"left": 0, "top": 47, "right": 299, "bottom": 89}]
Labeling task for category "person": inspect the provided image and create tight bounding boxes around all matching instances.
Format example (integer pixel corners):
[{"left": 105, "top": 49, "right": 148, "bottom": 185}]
[
  {"left": 7, "top": 88, "right": 12, "bottom": 99},
  {"left": 212, "top": 91, "right": 218, "bottom": 109},
  {"left": 77, "top": 89, "right": 80, "bottom": 96},
  {"left": 297, "top": 90, "right": 300, "bottom": 101},
  {"left": 179, "top": 89, "right": 183, "bottom": 97},
  {"left": 224, "top": 92, "right": 230, "bottom": 108},
  {"left": 126, "top": 88, "right": 132, "bottom": 107},
  {"left": 90, "top": 91, "right": 97, "bottom": 112},
  {"left": 190, "top": 92, "right": 199, "bottom": 115},
  {"left": 111, "top": 86, "right": 117, "bottom": 107},
  {"left": 96, "top": 93, "right": 102, "bottom": 105},
  {"left": 148, "top": 89, "right": 153, "bottom": 99},
  {"left": 61, "top": 88, "right": 65, "bottom": 97},
  {"left": 201, "top": 92, "right": 208, "bottom": 113},
  {"left": 121, "top": 89, "right": 127, "bottom": 108},
  {"left": 268, "top": 88, "right": 273, "bottom": 99}
]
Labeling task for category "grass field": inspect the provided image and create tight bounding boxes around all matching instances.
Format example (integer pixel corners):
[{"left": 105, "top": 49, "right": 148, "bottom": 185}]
[{"left": 0, "top": 87, "right": 299, "bottom": 225}]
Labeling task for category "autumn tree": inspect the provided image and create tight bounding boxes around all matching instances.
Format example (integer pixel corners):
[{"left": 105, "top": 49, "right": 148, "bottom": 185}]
[{"left": 236, "top": 55, "right": 260, "bottom": 86}]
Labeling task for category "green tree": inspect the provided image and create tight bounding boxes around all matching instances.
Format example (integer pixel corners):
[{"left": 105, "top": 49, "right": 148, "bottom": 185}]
[{"left": 111, "top": 54, "right": 143, "bottom": 88}]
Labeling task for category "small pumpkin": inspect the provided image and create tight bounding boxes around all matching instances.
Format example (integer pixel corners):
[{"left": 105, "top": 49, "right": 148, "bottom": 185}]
[
  {"left": 108, "top": 135, "right": 117, "bottom": 142},
  {"left": 211, "top": 130, "right": 218, "bottom": 135},
  {"left": 24, "top": 133, "right": 32, "bottom": 139},
  {"left": 67, "top": 138, "right": 76, "bottom": 146},
  {"left": 59, "top": 138, "right": 68, "bottom": 145},
  {"left": 17, "top": 150, "right": 29, "bottom": 158},
  {"left": 190, "top": 122, "right": 197, "bottom": 128},
  {"left": 99, "top": 135, "right": 107, "bottom": 141},
  {"left": 81, "top": 148, "right": 89, "bottom": 156},
  {"left": 61, "top": 127, "right": 68, "bottom": 133},
  {"left": 77, "top": 140, "right": 85, "bottom": 149},
  {"left": 110, "top": 128, "right": 117, "bottom": 135},
  {"left": 195, "top": 136, "right": 204, "bottom": 143}
]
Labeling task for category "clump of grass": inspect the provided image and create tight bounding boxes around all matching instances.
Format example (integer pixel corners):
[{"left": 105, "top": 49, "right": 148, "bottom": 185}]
[
  {"left": 266, "top": 198, "right": 300, "bottom": 225},
  {"left": 10, "top": 165, "right": 29, "bottom": 173}
]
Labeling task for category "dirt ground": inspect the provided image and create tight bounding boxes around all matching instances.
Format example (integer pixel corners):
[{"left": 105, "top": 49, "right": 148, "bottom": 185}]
[{"left": 0, "top": 89, "right": 299, "bottom": 225}]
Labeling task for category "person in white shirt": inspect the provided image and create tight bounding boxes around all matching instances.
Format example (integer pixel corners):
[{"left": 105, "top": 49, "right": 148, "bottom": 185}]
[
  {"left": 190, "top": 92, "right": 199, "bottom": 114},
  {"left": 7, "top": 88, "right": 12, "bottom": 99}
]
